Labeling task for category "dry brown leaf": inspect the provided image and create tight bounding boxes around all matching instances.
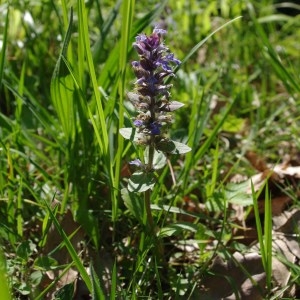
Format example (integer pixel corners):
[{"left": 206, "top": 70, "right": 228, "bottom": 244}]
[
  {"left": 273, "top": 208, "right": 300, "bottom": 233},
  {"left": 199, "top": 209, "right": 300, "bottom": 299},
  {"left": 245, "top": 151, "right": 268, "bottom": 172},
  {"left": 199, "top": 251, "right": 266, "bottom": 300},
  {"left": 273, "top": 165, "right": 300, "bottom": 178}
]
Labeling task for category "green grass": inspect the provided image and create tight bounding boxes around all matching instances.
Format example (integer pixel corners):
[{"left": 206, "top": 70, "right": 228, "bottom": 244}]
[{"left": 0, "top": 0, "right": 300, "bottom": 298}]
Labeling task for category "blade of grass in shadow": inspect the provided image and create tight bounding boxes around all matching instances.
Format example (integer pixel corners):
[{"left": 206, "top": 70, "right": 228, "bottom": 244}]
[
  {"left": 251, "top": 178, "right": 273, "bottom": 293},
  {"left": 16, "top": 178, "right": 23, "bottom": 237},
  {"left": 0, "top": 4, "right": 9, "bottom": 88},
  {"left": 92, "top": 0, "right": 122, "bottom": 64},
  {"left": 61, "top": 0, "right": 75, "bottom": 64},
  {"left": 15, "top": 59, "right": 26, "bottom": 124},
  {"left": 43, "top": 197, "right": 93, "bottom": 293},
  {"left": 264, "top": 183, "right": 272, "bottom": 293},
  {"left": 90, "top": 264, "right": 105, "bottom": 300},
  {"left": 251, "top": 180, "right": 267, "bottom": 272},
  {"left": 206, "top": 140, "right": 220, "bottom": 199},
  {"left": 110, "top": 260, "right": 117, "bottom": 300},
  {"left": 247, "top": 3, "right": 300, "bottom": 93},
  {"left": 77, "top": 0, "right": 108, "bottom": 156}
]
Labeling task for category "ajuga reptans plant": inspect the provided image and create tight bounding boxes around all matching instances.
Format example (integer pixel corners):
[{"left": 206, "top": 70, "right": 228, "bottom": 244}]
[{"left": 120, "top": 28, "right": 191, "bottom": 194}]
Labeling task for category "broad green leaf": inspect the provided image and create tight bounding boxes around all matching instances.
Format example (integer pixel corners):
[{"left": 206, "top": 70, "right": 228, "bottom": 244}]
[
  {"left": 30, "top": 271, "right": 43, "bottom": 286},
  {"left": 159, "top": 222, "right": 198, "bottom": 237},
  {"left": 128, "top": 171, "right": 156, "bottom": 192},
  {"left": 34, "top": 256, "right": 58, "bottom": 270},
  {"left": 161, "top": 101, "right": 184, "bottom": 112},
  {"left": 156, "top": 139, "right": 191, "bottom": 154},
  {"left": 225, "top": 181, "right": 253, "bottom": 206},
  {"left": 119, "top": 127, "right": 143, "bottom": 142},
  {"left": 144, "top": 147, "right": 166, "bottom": 170}
]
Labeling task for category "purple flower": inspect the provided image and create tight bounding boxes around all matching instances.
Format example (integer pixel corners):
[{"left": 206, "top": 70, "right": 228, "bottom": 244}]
[
  {"left": 149, "top": 122, "right": 162, "bottom": 135},
  {"left": 129, "top": 159, "right": 143, "bottom": 167},
  {"left": 134, "top": 119, "right": 144, "bottom": 127},
  {"left": 153, "top": 28, "right": 167, "bottom": 35},
  {"left": 155, "top": 53, "right": 181, "bottom": 72},
  {"left": 165, "top": 53, "right": 181, "bottom": 65}
]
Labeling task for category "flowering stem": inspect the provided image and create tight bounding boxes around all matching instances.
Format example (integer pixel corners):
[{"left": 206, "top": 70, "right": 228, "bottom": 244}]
[
  {"left": 120, "top": 27, "right": 189, "bottom": 277},
  {"left": 145, "top": 138, "right": 155, "bottom": 230},
  {"left": 144, "top": 189, "right": 154, "bottom": 233}
]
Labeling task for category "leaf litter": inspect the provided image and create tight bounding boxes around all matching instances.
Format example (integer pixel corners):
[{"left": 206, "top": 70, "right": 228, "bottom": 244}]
[{"left": 196, "top": 151, "right": 300, "bottom": 299}]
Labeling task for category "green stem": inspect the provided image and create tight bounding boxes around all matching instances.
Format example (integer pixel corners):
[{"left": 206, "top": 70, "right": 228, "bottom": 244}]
[
  {"left": 144, "top": 189, "right": 154, "bottom": 233},
  {"left": 144, "top": 139, "right": 166, "bottom": 268},
  {"left": 145, "top": 137, "right": 155, "bottom": 233}
]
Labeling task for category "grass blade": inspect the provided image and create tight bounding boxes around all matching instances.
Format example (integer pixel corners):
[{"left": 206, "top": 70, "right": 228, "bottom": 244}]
[
  {"left": 90, "top": 264, "right": 105, "bottom": 300},
  {"left": 110, "top": 260, "right": 117, "bottom": 300},
  {"left": 264, "top": 183, "right": 272, "bottom": 292},
  {"left": 43, "top": 198, "right": 92, "bottom": 293},
  {"left": 50, "top": 8, "right": 75, "bottom": 143},
  {"left": 0, "top": 4, "right": 9, "bottom": 88},
  {"left": 0, "top": 249, "right": 11, "bottom": 300}
]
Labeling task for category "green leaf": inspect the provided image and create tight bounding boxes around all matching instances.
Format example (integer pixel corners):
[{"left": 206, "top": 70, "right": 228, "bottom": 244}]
[
  {"left": 34, "top": 256, "right": 58, "bottom": 270},
  {"left": 16, "top": 240, "right": 36, "bottom": 261},
  {"left": 54, "top": 283, "right": 75, "bottom": 300},
  {"left": 119, "top": 127, "right": 143, "bottom": 142},
  {"left": 30, "top": 271, "right": 43, "bottom": 287},
  {"left": 161, "top": 101, "right": 184, "bottom": 112},
  {"left": 156, "top": 139, "right": 191, "bottom": 154},
  {"left": 121, "top": 188, "right": 144, "bottom": 223},
  {"left": 218, "top": 115, "right": 246, "bottom": 133},
  {"left": 144, "top": 147, "right": 166, "bottom": 170},
  {"left": 225, "top": 181, "right": 253, "bottom": 206},
  {"left": 128, "top": 171, "right": 156, "bottom": 192},
  {"left": 159, "top": 222, "right": 198, "bottom": 237},
  {"left": 90, "top": 264, "right": 105, "bottom": 300}
]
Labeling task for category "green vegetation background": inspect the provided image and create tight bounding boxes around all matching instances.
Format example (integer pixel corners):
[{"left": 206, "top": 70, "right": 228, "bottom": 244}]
[{"left": 0, "top": 0, "right": 299, "bottom": 298}]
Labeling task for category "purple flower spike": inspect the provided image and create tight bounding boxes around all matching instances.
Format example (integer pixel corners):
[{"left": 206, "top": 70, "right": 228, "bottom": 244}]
[{"left": 124, "top": 27, "right": 183, "bottom": 148}]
